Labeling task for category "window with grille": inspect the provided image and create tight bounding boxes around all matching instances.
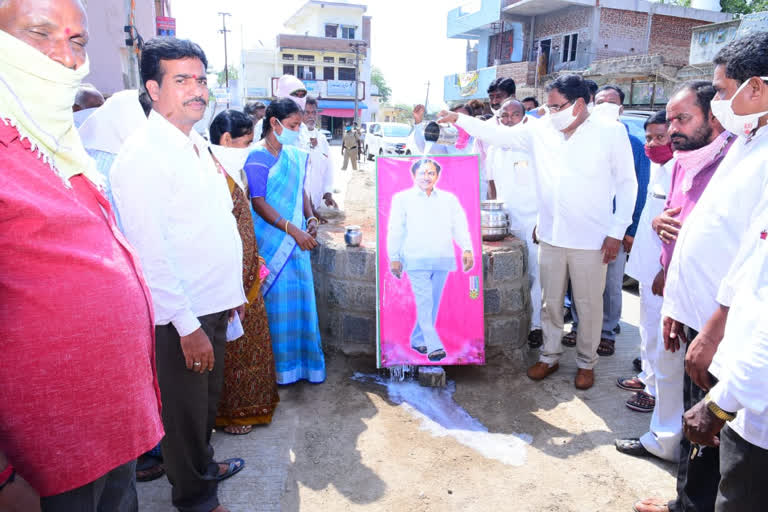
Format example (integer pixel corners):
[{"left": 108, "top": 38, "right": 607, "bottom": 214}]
[{"left": 325, "top": 24, "right": 338, "bottom": 38}]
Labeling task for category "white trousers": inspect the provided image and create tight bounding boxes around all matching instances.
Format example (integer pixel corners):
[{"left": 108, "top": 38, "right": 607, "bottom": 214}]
[
  {"left": 511, "top": 227, "right": 541, "bottom": 330},
  {"left": 637, "top": 283, "right": 663, "bottom": 396},
  {"left": 638, "top": 289, "right": 685, "bottom": 461}
]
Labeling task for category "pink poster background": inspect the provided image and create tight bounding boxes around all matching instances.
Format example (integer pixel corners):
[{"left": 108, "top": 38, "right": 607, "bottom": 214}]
[{"left": 376, "top": 155, "right": 485, "bottom": 367}]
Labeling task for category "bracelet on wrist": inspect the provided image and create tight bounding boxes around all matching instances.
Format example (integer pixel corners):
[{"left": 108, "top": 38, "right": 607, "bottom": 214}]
[
  {"left": 284, "top": 220, "right": 290, "bottom": 234},
  {"left": 307, "top": 216, "right": 319, "bottom": 225},
  {"left": 0, "top": 463, "right": 16, "bottom": 492}
]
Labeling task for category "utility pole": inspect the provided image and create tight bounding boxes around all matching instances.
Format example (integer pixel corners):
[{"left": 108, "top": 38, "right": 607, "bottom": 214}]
[
  {"left": 218, "top": 12, "right": 231, "bottom": 107},
  {"left": 424, "top": 81, "right": 430, "bottom": 114},
  {"left": 349, "top": 41, "right": 368, "bottom": 125}
]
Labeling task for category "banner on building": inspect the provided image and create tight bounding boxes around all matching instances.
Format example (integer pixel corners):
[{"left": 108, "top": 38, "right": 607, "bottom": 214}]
[
  {"left": 376, "top": 155, "right": 485, "bottom": 368},
  {"left": 156, "top": 16, "right": 176, "bottom": 37},
  {"left": 303, "top": 80, "right": 327, "bottom": 99},
  {"left": 457, "top": 71, "right": 478, "bottom": 97},
  {"left": 326, "top": 80, "right": 356, "bottom": 98}
]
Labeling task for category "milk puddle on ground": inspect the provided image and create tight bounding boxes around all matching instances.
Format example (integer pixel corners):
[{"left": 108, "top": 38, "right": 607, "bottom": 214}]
[{"left": 352, "top": 372, "right": 532, "bottom": 466}]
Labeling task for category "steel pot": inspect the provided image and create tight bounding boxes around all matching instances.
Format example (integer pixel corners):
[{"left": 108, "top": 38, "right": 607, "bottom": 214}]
[
  {"left": 344, "top": 225, "right": 363, "bottom": 247},
  {"left": 480, "top": 200, "right": 509, "bottom": 241},
  {"left": 481, "top": 226, "right": 509, "bottom": 242}
]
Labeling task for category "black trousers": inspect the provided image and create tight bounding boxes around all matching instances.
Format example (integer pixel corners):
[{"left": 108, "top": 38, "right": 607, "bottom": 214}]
[
  {"left": 715, "top": 424, "right": 768, "bottom": 511},
  {"left": 156, "top": 310, "right": 229, "bottom": 512},
  {"left": 40, "top": 460, "right": 137, "bottom": 512},
  {"left": 670, "top": 326, "right": 721, "bottom": 512}
]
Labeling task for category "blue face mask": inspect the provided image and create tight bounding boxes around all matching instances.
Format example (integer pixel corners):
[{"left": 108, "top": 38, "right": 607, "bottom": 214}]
[{"left": 275, "top": 119, "right": 300, "bottom": 146}]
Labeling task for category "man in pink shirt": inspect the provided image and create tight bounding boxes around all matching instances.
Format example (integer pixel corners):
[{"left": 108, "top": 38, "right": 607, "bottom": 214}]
[{"left": 0, "top": 1, "right": 163, "bottom": 510}]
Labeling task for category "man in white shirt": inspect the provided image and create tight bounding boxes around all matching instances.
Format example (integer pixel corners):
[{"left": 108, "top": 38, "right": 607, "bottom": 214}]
[
  {"left": 301, "top": 96, "right": 337, "bottom": 218},
  {"left": 635, "top": 33, "right": 768, "bottom": 512},
  {"left": 486, "top": 99, "right": 542, "bottom": 347},
  {"left": 477, "top": 77, "right": 517, "bottom": 200},
  {"left": 438, "top": 74, "right": 637, "bottom": 390},
  {"left": 615, "top": 110, "right": 684, "bottom": 461},
  {"left": 111, "top": 38, "right": 246, "bottom": 512},
  {"left": 387, "top": 158, "right": 475, "bottom": 362}
]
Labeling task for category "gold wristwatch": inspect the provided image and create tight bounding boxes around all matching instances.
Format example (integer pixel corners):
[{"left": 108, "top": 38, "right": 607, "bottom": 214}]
[{"left": 705, "top": 393, "right": 736, "bottom": 422}]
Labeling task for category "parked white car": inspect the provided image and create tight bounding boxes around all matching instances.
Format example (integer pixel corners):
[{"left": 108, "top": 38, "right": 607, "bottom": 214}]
[{"left": 365, "top": 122, "right": 413, "bottom": 160}]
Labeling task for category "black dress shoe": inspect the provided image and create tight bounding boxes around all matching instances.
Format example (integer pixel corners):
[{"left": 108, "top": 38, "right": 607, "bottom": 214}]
[{"left": 615, "top": 438, "right": 652, "bottom": 457}]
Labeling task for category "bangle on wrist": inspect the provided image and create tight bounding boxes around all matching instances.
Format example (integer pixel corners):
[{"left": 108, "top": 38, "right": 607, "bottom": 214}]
[
  {"left": 705, "top": 392, "right": 736, "bottom": 422},
  {"left": 285, "top": 220, "right": 290, "bottom": 234},
  {"left": 0, "top": 462, "right": 16, "bottom": 491},
  {"left": 307, "top": 216, "right": 318, "bottom": 225}
]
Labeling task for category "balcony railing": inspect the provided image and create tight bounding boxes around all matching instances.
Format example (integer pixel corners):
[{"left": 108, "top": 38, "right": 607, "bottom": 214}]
[{"left": 276, "top": 34, "right": 368, "bottom": 56}]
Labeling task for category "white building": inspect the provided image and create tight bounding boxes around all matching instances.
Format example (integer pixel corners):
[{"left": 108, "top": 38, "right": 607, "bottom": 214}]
[
  {"left": 241, "top": 0, "right": 374, "bottom": 136},
  {"left": 82, "top": 0, "right": 173, "bottom": 95}
]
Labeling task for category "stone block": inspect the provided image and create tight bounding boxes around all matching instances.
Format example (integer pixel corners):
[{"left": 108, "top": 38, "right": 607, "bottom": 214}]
[
  {"left": 342, "top": 313, "right": 376, "bottom": 344},
  {"left": 327, "top": 279, "right": 376, "bottom": 312},
  {"left": 484, "top": 288, "right": 501, "bottom": 315},
  {"left": 501, "top": 286, "right": 526, "bottom": 313},
  {"left": 487, "top": 316, "right": 524, "bottom": 348},
  {"left": 487, "top": 248, "right": 524, "bottom": 285},
  {"left": 346, "top": 248, "right": 374, "bottom": 279},
  {"left": 418, "top": 366, "right": 446, "bottom": 387}
]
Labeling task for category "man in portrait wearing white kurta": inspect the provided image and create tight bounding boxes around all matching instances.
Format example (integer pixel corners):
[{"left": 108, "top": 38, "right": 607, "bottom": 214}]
[{"left": 387, "top": 158, "right": 475, "bottom": 362}]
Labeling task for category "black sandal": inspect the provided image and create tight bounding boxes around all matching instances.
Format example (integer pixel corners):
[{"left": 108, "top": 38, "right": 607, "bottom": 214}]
[
  {"left": 411, "top": 345, "right": 428, "bottom": 354},
  {"left": 136, "top": 455, "right": 165, "bottom": 482},
  {"left": 597, "top": 338, "right": 615, "bottom": 356},
  {"left": 427, "top": 348, "right": 446, "bottom": 362},
  {"left": 213, "top": 458, "right": 245, "bottom": 481},
  {"left": 561, "top": 331, "right": 577, "bottom": 347}
]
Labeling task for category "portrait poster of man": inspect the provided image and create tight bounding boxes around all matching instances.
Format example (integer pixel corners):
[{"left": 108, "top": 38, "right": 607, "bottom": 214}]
[{"left": 376, "top": 155, "right": 485, "bottom": 368}]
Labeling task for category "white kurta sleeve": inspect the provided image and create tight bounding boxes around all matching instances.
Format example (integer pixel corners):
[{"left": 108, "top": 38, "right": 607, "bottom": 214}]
[
  {"left": 409, "top": 122, "right": 427, "bottom": 154},
  {"left": 450, "top": 194, "right": 473, "bottom": 254},
  {"left": 455, "top": 113, "right": 532, "bottom": 152},
  {"left": 111, "top": 148, "right": 201, "bottom": 336},
  {"left": 320, "top": 134, "right": 334, "bottom": 196},
  {"left": 608, "top": 124, "right": 639, "bottom": 240},
  {"left": 387, "top": 192, "right": 406, "bottom": 262}
]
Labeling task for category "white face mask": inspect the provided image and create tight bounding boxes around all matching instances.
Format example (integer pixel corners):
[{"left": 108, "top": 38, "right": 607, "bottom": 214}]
[
  {"left": 710, "top": 77, "right": 768, "bottom": 138},
  {"left": 587, "top": 102, "right": 595, "bottom": 113},
  {"left": 591, "top": 102, "right": 622, "bottom": 121},
  {"left": 549, "top": 103, "right": 577, "bottom": 131}
]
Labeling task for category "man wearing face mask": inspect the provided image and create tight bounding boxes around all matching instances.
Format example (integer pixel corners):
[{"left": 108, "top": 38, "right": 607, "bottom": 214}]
[
  {"left": 568, "top": 85, "right": 651, "bottom": 358},
  {"left": 438, "top": 74, "right": 636, "bottom": 390},
  {"left": 635, "top": 32, "right": 768, "bottom": 512},
  {"left": 475, "top": 77, "right": 516, "bottom": 200},
  {"left": 111, "top": 38, "right": 247, "bottom": 512},
  {"left": 615, "top": 109, "right": 693, "bottom": 464},
  {"left": 0, "top": 1, "right": 164, "bottom": 510}
]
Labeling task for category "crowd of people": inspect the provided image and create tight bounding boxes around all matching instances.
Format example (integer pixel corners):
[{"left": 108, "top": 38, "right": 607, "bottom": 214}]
[{"left": 1, "top": 0, "right": 767, "bottom": 511}]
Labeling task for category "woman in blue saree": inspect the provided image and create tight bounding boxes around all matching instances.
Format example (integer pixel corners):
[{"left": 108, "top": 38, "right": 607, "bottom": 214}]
[{"left": 243, "top": 98, "right": 326, "bottom": 384}]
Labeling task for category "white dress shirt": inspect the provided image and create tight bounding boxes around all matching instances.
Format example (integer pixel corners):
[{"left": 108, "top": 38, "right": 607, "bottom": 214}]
[
  {"left": 487, "top": 145, "right": 538, "bottom": 231},
  {"left": 662, "top": 126, "right": 768, "bottom": 331},
  {"left": 625, "top": 158, "right": 674, "bottom": 286},
  {"left": 708, "top": 220, "right": 768, "bottom": 449},
  {"left": 302, "top": 127, "right": 334, "bottom": 208},
  {"left": 387, "top": 186, "right": 473, "bottom": 272},
  {"left": 111, "top": 110, "right": 246, "bottom": 336},
  {"left": 456, "top": 113, "right": 637, "bottom": 250}
]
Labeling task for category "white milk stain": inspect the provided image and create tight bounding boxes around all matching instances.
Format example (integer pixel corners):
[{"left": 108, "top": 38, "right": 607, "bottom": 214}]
[{"left": 352, "top": 372, "right": 532, "bottom": 466}]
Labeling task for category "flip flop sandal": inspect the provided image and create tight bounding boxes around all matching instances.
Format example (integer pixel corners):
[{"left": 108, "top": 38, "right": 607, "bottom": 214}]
[
  {"left": 617, "top": 376, "right": 645, "bottom": 391},
  {"left": 561, "top": 331, "right": 577, "bottom": 347},
  {"left": 223, "top": 425, "right": 253, "bottom": 435},
  {"left": 136, "top": 455, "right": 165, "bottom": 483},
  {"left": 213, "top": 458, "right": 245, "bottom": 481},
  {"left": 411, "top": 345, "right": 428, "bottom": 354},
  {"left": 632, "top": 498, "right": 671, "bottom": 512},
  {"left": 626, "top": 391, "right": 655, "bottom": 412},
  {"left": 427, "top": 349, "right": 446, "bottom": 362},
  {"left": 597, "top": 338, "right": 615, "bottom": 356}
]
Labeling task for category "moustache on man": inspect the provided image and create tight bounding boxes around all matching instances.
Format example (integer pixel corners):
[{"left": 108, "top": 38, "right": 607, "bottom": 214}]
[{"left": 183, "top": 97, "right": 207, "bottom": 107}]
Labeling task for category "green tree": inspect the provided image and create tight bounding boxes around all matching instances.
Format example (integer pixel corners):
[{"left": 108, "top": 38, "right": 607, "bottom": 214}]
[
  {"left": 720, "top": 0, "right": 768, "bottom": 13},
  {"left": 371, "top": 66, "right": 392, "bottom": 103},
  {"left": 217, "top": 65, "right": 239, "bottom": 87}
]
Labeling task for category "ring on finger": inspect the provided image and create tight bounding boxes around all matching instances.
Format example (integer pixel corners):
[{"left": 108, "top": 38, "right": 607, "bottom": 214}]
[{"left": 193, "top": 361, "right": 201, "bottom": 366}]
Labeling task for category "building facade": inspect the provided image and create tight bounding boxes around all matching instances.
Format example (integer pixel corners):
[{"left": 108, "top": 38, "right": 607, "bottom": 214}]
[
  {"left": 241, "top": 0, "right": 375, "bottom": 136},
  {"left": 443, "top": 0, "right": 731, "bottom": 107},
  {"left": 82, "top": 0, "right": 174, "bottom": 96}
]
